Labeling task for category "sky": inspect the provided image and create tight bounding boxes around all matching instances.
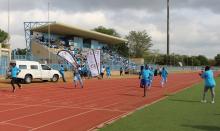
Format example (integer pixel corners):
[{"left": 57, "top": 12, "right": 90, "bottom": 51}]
[{"left": 0, "top": 0, "right": 220, "bottom": 58}]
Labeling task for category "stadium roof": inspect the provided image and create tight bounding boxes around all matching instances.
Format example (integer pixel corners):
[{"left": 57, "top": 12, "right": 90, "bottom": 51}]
[{"left": 31, "top": 23, "right": 127, "bottom": 44}]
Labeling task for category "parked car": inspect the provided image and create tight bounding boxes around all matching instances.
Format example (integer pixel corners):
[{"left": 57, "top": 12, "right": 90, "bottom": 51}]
[{"left": 7, "top": 60, "right": 62, "bottom": 84}]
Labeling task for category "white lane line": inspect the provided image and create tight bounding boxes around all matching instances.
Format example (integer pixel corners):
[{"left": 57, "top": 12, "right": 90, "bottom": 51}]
[
  {"left": 0, "top": 105, "right": 30, "bottom": 113},
  {"left": 29, "top": 110, "right": 95, "bottom": 131},
  {"left": 0, "top": 108, "right": 60, "bottom": 123},
  {"left": 1, "top": 122, "right": 33, "bottom": 129}
]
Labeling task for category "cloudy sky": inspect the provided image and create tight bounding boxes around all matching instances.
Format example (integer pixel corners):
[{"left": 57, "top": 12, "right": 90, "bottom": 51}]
[{"left": 0, "top": 0, "right": 220, "bottom": 58}]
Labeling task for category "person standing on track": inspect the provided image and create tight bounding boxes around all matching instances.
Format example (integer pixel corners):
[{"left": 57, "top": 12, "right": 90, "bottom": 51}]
[
  {"left": 139, "top": 65, "right": 144, "bottom": 88},
  {"left": 148, "top": 66, "right": 154, "bottom": 89},
  {"left": 10, "top": 63, "right": 22, "bottom": 92},
  {"left": 106, "top": 66, "right": 111, "bottom": 78},
  {"left": 100, "top": 66, "right": 105, "bottom": 79},
  {"left": 120, "top": 66, "right": 123, "bottom": 76},
  {"left": 59, "top": 65, "right": 66, "bottom": 82},
  {"left": 142, "top": 65, "right": 153, "bottom": 97},
  {"left": 73, "top": 67, "right": 83, "bottom": 88},
  {"left": 161, "top": 67, "right": 168, "bottom": 87},
  {"left": 200, "top": 66, "right": 216, "bottom": 104}
]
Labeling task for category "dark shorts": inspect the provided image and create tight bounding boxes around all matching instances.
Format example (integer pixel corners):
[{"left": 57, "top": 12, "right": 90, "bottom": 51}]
[
  {"left": 140, "top": 79, "right": 150, "bottom": 86},
  {"left": 205, "top": 86, "right": 215, "bottom": 89}
]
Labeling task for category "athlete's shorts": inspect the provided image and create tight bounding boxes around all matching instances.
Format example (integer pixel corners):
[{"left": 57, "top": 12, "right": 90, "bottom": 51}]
[
  {"left": 205, "top": 86, "right": 215, "bottom": 89},
  {"left": 141, "top": 79, "right": 150, "bottom": 87},
  {"left": 74, "top": 74, "right": 81, "bottom": 81}
]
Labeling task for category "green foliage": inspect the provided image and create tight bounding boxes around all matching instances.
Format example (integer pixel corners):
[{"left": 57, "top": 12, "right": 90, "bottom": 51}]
[
  {"left": 109, "top": 43, "right": 129, "bottom": 57},
  {"left": 214, "top": 54, "right": 220, "bottom": 66},
  {"left": 196, "top": 55, "right": 209, "bottom": 65},
  {"left": 0, "top": 29, "right": 9, "bottom": 43},
  {"left": 126, "top": 30, "right": 152, "bottom": 58},
  {"left": 93, "top": 26, "right": 128, "bottom": 57},
  {"left": 1, "top": 43, "right": 8, "bottom": 48},
  {"left": 144, "top": 52, "right": 215, "bottom": 66},
  {"left": 15, "top": 48, "right": 28, "bottom": 55},
  {"left": 101, "top": 77, "right": 220, "bottom": 131},
  {"left": 93, "top": 26, "right": 120, "bottom": 37}
]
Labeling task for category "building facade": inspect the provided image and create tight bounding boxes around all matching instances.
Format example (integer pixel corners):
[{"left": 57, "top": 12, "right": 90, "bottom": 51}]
[
  {"left": 0, "top": 43, "right": 11, "bottom": 76},
  {"left": 29, "top": 23, "right": 127, "bottom": 64}
]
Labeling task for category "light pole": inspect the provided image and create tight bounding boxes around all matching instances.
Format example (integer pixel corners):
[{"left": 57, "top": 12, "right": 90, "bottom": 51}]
[
  {"left": 7, "top": 0, "right": 10, "bottom": 45},
  {"left": 48, "top": 2, "right": 51, "bottom": 63},
  {"left": 167, "top": 0, "right": 170, "bottom": 56},
  {"left": 167, "top": 0, "right": 170, "bottom": 65}
]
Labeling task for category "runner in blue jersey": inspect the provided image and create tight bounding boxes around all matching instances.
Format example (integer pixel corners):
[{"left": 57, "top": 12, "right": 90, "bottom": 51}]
[
  {"left": 10, "top": 63, "right": 21, "bottom": 92},
  {"left": 200, "top": 66, "right": 216, "bottom": 104},
  {"left": 161, "top": 67, "right": 168, "bottom": 87}
]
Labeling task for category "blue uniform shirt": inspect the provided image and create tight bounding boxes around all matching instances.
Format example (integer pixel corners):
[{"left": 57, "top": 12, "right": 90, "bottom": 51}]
[
  {"left": 11, "top": 66, "right": 21, "bottom": 78},
  {"left": 161, "top": 69, "right": 168, "bottom": 78},
  {"left": 201, "top": 70, "right": 216, "bottom": 87},
  {"left": 142, "top": 69, "right": 153, "bottom": 80},
  {"left": 106, "top": 67, "right": 111, "bottom": 74},
  {"left": 59, "top": 67, "right": 65, "bottom": 75}
]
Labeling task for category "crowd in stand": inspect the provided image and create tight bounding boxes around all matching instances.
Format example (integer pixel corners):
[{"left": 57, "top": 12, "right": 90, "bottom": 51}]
[{"left": 33, "top": 34, "right": 137, "bottom": 77}]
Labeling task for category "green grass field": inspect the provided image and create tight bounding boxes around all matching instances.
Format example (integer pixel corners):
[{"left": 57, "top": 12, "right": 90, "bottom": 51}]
[{"left": 101, "top": 77, "right": 220, "bottom": 131}]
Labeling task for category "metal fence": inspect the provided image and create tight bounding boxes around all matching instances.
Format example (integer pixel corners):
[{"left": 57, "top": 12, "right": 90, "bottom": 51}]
[{"left": 0, "top": 56, "right": 9, "bottom": 76}]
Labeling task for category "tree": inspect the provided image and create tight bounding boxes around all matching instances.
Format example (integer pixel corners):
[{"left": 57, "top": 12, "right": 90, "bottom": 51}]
[
  {"left": 126, "top": 30, "right": 152, "bottom": 58},
  {"left": 93, "top": 26, "right": 129, "bottom": 57},
  {"left": 93, "top": 26, "right": 120, "bottom": 37},
  {"left": 15, "top": 48, "right": 28, "bottom": 55},
  {"left": 109, "top": 43, "right": 129, "bottom": 57},
  {"left": 0, "top": 29, "right": 9, "bottom": 43},
  {"left": 214, "top": 54, "right": 220, "bottom": 66},
  {"left": 196, "top": 55, "right": 209, "bottom": 65}
]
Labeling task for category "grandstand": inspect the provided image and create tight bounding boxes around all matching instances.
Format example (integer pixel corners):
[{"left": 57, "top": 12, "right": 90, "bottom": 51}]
[{"left": 25, "top": 23, "right": 135, "bottom": 71}]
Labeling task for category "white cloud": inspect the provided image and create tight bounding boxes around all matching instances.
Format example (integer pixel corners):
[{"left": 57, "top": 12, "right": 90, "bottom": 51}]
[{"left": 0, "top": 1, "right": 220, "bottom": 58}]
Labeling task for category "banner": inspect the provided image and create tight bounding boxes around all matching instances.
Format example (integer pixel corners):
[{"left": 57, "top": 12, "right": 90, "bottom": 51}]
[
  {"left": 178, "top": 62, "right": 183, "bottom": 67},
  {"left": 86, "top": 50, "right": 100, "bottom": 77},
  {"left": 57, "top": 50, "right": 78, "bottom": 68}
]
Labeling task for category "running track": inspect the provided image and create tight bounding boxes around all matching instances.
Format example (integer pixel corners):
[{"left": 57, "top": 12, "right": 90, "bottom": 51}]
[{"left": 0, "top": 73, "right": 215, "bottom": 131}]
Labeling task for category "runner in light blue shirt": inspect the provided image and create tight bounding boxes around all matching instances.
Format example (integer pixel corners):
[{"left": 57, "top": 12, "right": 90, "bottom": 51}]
[
  {"left": 200, "top": 66, "right": 216, "bottom": 104},
  {"left": 10, "top": 63, "right": 21, "bottom": 92},
  {"left": 59, "top": 65, "right": 66, "bottom": 82},
  {"left": 161, "top": 67, "right": 168, "bottom": 87}
]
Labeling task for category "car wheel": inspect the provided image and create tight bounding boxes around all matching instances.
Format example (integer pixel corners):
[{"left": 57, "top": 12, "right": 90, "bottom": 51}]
[
  {"left": 52, "top": 74, "right": 59, "bottom": 82},
  {"left": 24, "top": 75, "right": 32, "bottom": 84}
]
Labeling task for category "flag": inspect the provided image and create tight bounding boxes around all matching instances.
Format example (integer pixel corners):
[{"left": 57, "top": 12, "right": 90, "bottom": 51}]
[
  {"left": 86, "top": 50, "right": 100, "bottom": 77},
  {"left": 57, "top": 50, "right": 78, "bottom": 68}
]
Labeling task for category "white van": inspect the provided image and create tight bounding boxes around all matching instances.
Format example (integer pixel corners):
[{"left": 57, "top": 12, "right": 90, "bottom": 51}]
[{"left": 7, "top": 60, "right": 62, "bottom": 84}]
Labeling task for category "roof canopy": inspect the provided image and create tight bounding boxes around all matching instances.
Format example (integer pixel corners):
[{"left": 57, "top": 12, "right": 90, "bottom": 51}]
[{"left": 31, "top": 23, "right": 127, "bottom": 44}]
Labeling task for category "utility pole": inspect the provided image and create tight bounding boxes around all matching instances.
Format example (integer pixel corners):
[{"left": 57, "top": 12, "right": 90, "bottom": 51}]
[
  {"left": 48, "top": 2, "right": 51, "bottom": 63},
  {"left": 167, "top": 0, "right": 170, "bottom": 55},
  {"left": 167, "top": 0, "right": 170, "bottom": 65},
  {"left": 8, "top": 0, "right": 10, "bottom": 45}
]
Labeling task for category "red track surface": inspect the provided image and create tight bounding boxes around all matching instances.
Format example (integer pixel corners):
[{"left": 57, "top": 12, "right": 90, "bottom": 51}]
[{"left": 0, "top": 73, "right": 209, "bottom": 131}]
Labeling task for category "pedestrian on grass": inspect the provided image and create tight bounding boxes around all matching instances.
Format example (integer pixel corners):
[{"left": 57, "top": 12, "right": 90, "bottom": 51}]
[
  {"left": 200, "top": 66, "right": 216, "bottom": 104},
  {"left": 10, "top": 63, "right": 22, "bottom": 92}
]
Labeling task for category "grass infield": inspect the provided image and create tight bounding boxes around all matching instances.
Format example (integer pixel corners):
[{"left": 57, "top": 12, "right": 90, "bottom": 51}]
[{"left": 101, "top": 77, "right": 220, "bottom": 131}]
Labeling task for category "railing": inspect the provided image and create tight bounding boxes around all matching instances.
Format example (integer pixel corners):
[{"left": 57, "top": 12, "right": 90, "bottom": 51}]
[{"left": 0, "top": 56, "right": 9, "bottom": 76}]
